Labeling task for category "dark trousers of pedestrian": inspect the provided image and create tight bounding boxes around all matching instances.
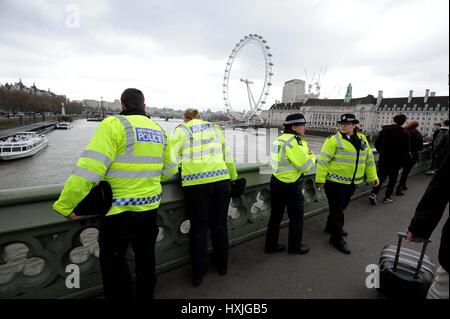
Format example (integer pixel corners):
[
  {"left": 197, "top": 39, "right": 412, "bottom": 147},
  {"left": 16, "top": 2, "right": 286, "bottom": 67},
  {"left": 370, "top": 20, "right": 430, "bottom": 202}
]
[
  {"left": 99, "top": 210, "right": 158, "bottom": 300},
  {"left": 372, "top": 161, "right": 401, "bottom": 198},
  {"left": 324, "top": 180, "right": 356, "bottom": 240},
  {"left": 399, "top": 154, "right": 418, "bottom": 189},
  {"left": 184, "top": 179, "right": 231, "bottom": 280},
  {"left": 431, "top": 156, "right": 439, "bottom": 171},
  {"left": 265, "top": 175, "right": 305, "bottom": 251},
  {"left": 434, "top": 154, "right": 445, "bottom": 171}
]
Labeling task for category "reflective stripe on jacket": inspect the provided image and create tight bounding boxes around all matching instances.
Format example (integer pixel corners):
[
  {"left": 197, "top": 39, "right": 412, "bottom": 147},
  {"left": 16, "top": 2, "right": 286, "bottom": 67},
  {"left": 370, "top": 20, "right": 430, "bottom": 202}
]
[
  {"left": 271, "top": 133, "right": 316, "bottom": 183},
  {"left": 53, "top": 115, "right": 177, "bottom": 217},
  {"left": 170, "top": 119, "right": 237, "bottom": 186},
  {"left": 315, "top": 131, "right": 377, "bottom": 185}
]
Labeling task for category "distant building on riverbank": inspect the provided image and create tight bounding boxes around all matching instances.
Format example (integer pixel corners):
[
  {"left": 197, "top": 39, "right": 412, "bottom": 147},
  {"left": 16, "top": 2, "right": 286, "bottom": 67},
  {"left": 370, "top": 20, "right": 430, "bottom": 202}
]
[
  {"left": 268, "top": 81, "right": 449, "bottom": 139},
  {"left": 1, "top": 79, "right": 66, "bottom": 99}
]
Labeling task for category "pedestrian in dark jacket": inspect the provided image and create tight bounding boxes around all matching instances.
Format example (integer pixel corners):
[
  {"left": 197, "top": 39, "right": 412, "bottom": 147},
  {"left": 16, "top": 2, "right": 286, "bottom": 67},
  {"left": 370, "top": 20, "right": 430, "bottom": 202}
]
[
  {"left": 397, "top": 120, "right": 424, "bottom": 194},
  {"left": 431, "top": 120, "right": 449, "bottom": 173},
  {"left": 406, "top": 141, "right": 449, "bottom": 299},
  {"left": 427, "top": 123, "right": 442, "bottom": 174},
  {"left": 432, "top": 123, "right": 442, "bottom": 141},
  {"left": 369, "top": 114, "right": 410, "bottom": 204}
]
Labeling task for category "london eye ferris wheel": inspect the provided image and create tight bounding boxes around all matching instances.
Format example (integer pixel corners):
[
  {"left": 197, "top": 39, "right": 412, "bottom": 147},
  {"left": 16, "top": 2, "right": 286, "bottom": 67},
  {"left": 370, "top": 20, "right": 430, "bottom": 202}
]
[{"left": 222, "top": 34, "right": 274, "bottom": 122}]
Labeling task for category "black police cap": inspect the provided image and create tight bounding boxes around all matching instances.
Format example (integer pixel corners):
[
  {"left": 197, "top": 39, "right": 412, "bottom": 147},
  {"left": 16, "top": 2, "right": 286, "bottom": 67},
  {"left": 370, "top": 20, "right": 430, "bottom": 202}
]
[
  {"left": 338, "top": 113, "right": 359, "bottom": 124},
  {"left": 283, "top": 113, "right": 307, "bottom": 125}
]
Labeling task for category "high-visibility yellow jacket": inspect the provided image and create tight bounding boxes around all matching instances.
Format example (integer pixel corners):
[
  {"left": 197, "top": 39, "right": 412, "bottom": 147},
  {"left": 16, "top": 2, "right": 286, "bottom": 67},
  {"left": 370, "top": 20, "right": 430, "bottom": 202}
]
[
  {"left": 315, "top": 131, "right": 377, "bottom": 185},
  {"left": 53, "top": 115, "right": 177, "bottom": 217},
  {"left": 170, "top": 119, "right": 238, "bottom": 187},
  {"left": 271, "top": 133, "right": 316, "bottom": 183}
]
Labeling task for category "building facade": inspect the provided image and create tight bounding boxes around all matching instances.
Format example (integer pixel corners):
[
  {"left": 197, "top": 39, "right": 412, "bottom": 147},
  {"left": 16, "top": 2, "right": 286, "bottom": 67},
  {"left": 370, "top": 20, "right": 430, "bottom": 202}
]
[
  {"left": 282, "top": 79, "right": 306, "bottom": 103},
  {"left": 268, "top": 89, "right": 449, "bottom": 140},
  {"left": 1, "top": 79, "right": 65, "bottom": 99}
]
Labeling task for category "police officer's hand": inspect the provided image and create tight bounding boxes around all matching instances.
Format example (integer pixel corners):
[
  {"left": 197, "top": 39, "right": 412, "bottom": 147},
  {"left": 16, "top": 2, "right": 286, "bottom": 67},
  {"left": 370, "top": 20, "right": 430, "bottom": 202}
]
[
  {"left": 316, "top": 182, "right": 325, "bottom": 190},
  {"left": 372, "top": 179, "right": 380, "bottom": 187},
  {"left": 67, "top": 212, "right": 85, "bottom": 221}
]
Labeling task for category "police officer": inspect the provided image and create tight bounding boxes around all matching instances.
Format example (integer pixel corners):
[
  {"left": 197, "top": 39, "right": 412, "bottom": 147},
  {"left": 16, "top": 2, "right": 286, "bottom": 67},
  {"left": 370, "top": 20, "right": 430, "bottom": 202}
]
[
  {"left": 265, "top": 113, "right": 316, "bottom": 255},
  {"left": 171, "top": 108, "right": 238, "bottom": 286},
  {"left": 53, "top": 88, "right": 177, "bottom": 299},
  {"left": 315, "top": 114, "right": 379, "bottom": 254}
]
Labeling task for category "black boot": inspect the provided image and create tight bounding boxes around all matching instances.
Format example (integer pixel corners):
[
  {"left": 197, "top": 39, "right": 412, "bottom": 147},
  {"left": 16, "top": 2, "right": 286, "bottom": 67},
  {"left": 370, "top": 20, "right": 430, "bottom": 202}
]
[
  {"left": 288, "top": 244, "right": 310, "bottom": 255},
  {"left": 329, "top": 238, "right": 351, "bottom": 254},
  {"left": 265, "top": 244, "right": 286, "bottom": 254},
  {"left": 395, "top": 186, "right": 405, "bottom": 196},
  {"left": 324, "top": 225, "right": 348, "bottom": 237}
]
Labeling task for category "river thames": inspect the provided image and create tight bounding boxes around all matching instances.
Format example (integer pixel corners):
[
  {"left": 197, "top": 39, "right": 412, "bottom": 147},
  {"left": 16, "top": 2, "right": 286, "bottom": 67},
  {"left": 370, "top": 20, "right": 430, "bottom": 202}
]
[{"left": 0, "top": 118, "right": 327, "bottom": 190}]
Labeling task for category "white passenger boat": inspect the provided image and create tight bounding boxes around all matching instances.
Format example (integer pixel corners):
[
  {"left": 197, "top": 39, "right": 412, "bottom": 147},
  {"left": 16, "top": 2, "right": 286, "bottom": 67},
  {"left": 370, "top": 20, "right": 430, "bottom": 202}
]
[
  {"left": 0, "top": 132, "right": 48, "bottom": 161},
  {"left": 56, "top": 122, "right": 73, "bottom": 129}
]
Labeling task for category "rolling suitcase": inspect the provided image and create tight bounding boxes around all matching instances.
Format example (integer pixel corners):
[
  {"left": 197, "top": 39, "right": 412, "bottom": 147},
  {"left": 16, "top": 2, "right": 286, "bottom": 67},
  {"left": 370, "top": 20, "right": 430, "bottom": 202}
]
[{"left": 377, "top": 232, "right": 435, "bottom": 299}]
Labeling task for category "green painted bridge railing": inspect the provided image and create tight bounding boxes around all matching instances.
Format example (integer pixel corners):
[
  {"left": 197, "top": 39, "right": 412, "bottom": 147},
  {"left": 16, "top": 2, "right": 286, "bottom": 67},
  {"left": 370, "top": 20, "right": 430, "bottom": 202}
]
[{"left": 0, "top": 146, "right": 432, "bottom": 298}]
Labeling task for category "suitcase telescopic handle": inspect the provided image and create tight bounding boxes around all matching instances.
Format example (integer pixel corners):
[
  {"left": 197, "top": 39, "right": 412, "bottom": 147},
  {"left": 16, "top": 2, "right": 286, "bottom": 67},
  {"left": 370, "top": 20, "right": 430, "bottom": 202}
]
[{"left": 393, "top": 232, "right": 431, "bottom": 279}]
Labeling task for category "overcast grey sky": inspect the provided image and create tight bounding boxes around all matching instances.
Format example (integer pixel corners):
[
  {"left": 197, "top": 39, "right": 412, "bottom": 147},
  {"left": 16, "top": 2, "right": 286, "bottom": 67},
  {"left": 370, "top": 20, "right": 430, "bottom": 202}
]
[{"left": 0, "top": 0, "right": 448, "bottom": 111}]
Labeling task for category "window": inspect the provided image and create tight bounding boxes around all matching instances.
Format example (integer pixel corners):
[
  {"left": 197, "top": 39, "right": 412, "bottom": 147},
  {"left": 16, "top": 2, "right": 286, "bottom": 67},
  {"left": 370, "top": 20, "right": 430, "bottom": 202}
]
[{"left": 12, "top": 147, "right": 21, "bottom": 152}]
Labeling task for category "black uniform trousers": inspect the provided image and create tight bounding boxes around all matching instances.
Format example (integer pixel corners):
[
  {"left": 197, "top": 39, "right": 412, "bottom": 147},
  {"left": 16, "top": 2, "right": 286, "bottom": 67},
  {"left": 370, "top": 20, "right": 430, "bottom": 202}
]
[
  {"left": 371, "top": 160, "right": 401, "bottom": 198},
  {"left": 399, "top": 153, "right": 418, "bottom": 189},
  {"left": 184, "top": 179, "right": 231, "bottom": 280},
  {"left": 98, "top": 210, "right": 158, "bottom": 300},
  {"left": 265, "top": 175, "right": 305, "bottom": 250},
  {"left": 324, "top": 180, "right": 356, "bottom": 240}
]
